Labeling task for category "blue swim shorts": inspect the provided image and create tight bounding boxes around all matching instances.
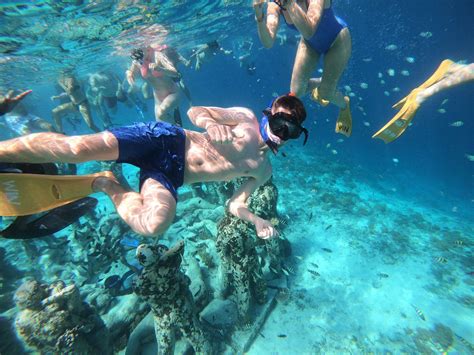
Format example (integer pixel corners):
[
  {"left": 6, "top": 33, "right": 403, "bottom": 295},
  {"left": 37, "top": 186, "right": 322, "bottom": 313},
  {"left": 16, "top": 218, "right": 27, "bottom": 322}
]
[{"left": 109, "top": 122, "right": 186, "bottom": 201}]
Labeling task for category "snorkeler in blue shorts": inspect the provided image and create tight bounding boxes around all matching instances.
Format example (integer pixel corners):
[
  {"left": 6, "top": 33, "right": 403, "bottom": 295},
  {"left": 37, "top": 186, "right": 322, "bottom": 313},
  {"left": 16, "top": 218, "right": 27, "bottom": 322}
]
[
  {"left": 254, "top": 0, "right": 353, "bottom": 137},
  {"left": 0, "top": 94, "right": 307, "bottom": 239}
]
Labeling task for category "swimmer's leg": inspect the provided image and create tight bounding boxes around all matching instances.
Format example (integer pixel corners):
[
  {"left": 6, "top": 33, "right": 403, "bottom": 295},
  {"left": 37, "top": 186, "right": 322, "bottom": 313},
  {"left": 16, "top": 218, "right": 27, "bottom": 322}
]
[
  {"left": 52, "top": 102, "right": 76, "bottom": 133},
  {"left": 290, "top": 39, "right": 320, "bottom": 97},
  {"left": 0, "top": 131, "right": 119, "bottom": 164},
  {"left": 154, "top": 92, "right": 181, "bottom": 124},
  {"left": 78, "top": 101, "right": 101, "bottom": 132},
  {"left": 93, "top": 177, "right": 176, "bottom": 237},
  {"left": 317, "top": 28, "right": 351, "bottom": 109}
]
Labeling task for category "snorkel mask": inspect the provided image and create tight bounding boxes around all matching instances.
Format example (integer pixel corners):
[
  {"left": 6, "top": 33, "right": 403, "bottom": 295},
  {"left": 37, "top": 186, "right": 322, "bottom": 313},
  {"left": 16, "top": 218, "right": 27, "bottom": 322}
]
[
  {"left": 130, "top": 48, "right": 144, "bottom": 64},
  {"left": 260, "top": 94, "right": 308, "bottom": 154}
]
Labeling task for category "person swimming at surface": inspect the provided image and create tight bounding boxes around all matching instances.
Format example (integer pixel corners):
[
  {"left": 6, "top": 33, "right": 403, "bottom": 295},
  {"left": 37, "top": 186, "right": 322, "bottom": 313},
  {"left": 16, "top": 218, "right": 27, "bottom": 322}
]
[
  {"left": 0, "top": 94, "right": 307, "bottom": 239},
  {"left": 253, "top": 0, "right": 353, "bottom": 136},
  {"left": 126, "top": 44, "right": 189, "bottom": 125}
]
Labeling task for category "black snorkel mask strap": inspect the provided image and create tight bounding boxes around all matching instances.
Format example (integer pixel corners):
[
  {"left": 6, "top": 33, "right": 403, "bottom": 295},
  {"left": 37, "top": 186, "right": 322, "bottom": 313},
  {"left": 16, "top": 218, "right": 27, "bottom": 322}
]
[{"left": 274, "top": 0, "right": 287, "bottom": 11}]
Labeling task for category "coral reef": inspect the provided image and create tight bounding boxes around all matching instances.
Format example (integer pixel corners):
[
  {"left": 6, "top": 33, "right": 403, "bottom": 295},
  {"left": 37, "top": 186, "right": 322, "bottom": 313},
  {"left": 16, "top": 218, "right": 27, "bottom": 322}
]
[
  {"left": 14, "top": 279, "right": 110, "bottom": 354},
  {"left": 133, "top": 241, "right": 213, "bottom": 354}
]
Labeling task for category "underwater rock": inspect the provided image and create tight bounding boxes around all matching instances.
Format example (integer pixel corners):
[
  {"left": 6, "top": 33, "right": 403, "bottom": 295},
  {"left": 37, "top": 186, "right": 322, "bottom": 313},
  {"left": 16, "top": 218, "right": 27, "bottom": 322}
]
[
  {"left": 14, "top": 279, "right": 110, "bottom": 354},
  {"left": 125, "top": 312, "right": 155, "bottom": 355},
  {"left": 186, "top": 256, "right": 210, "bottom": 309},
  {"left": 133, "top": 241, "right": 214, "bottom": 354},
  {"left": 199, "top": 298, "right": 238, "bottom": 330}
]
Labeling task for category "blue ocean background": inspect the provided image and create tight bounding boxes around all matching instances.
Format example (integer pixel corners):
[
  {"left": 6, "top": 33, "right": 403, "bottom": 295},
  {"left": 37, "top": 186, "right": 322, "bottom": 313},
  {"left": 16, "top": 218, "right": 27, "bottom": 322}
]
[{"left": 0, "top": 0, "right": 473, "bottom": 353}]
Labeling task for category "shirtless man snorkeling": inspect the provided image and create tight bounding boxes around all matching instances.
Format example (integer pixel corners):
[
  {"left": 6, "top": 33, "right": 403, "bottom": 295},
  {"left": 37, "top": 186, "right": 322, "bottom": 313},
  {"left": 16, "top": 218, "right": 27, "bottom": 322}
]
[{"left": 0, "top": 94, "right": 308, "bottom": 239}]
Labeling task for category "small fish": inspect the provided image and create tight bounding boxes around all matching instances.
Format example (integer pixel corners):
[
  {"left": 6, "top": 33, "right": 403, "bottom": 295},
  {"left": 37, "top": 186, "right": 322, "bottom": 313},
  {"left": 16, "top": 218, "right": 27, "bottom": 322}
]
[
  {"left": 326, "top": 143, "right": 331, "bottom": 148},
  {"left": 120, "top": 236, "right": 140, "bottom": 249},
  {"left": 259, "top": 332, "right": 265, "bottom": 338},
  {"left": 454, "top": 240, "right": 463, "bottom": 246},
  {"left": 405, "top": 56, "right": 416, "bottom": 63},
  {"left": 310, "top": 262, "right": 319, "bottom": 268},
  {"left": 437, "top": 108, "right": 447, "bottom": 114},
  {"left": 277, "top": 334, "right": 287, "bottom": 338},
  {"left": 385, "top": 44, "right": 398, "bottom": 51},
  {"left": 308, "top": 269, "right": 320, "bottom": 277},
  {"left": 384, "top": 91, "right": 390, "bottom": 96},
  {"left": 325, "top": 224, "right": 333, "bottom": 230},
  {"left": 465, "top": 154, "right": 474, "bottom": 162},
  {"left": 321, "top": 247, "right": 332, "bottom": 253},
  {"left": 362, "top": 57, "right": 372, "bottom": 62},
  {"left": 380, "top": 79, "right": 386, "bottom": 84},
  {"left": 419, "top": 31, "right": 433, "bottom": 38},
  {"left": 466, "top": 271, "right": 474, "bottom": 276},
  {"left": 392, "top": 158, "right": 399, "bottom": 163},
  {"left": 337, "top": 138, "right": 344, "bottom": 143},
  {"left": 455, "top": 333, "right": 474, "bottom": 351},
  {"left": 441, "top": 98, "right": 449, "bottom": 106},
  {"left": 331, "top": 149, "right": 338, "bottom": 155},
  {"left": 401, "top": 70, "right": 410, "bottom": 76},
  {"left": 360, "top": 82, "right": 368, "bottom": 89},
  {"left": 392, "top": 87, "right": 400, "bottom": 92},
  {"left": 449, "top": 120, "right": 463, "bottom": 127},
  {"left": 281, "top": 152, "right": 287, "bottom": 158},
  {"left": 377, "top": 72, "right": 383, "bottom": 78},
  {"left": 412, "top": 304, "right": 426, "bottom": 321},
  {"left": 344, "top": 85, "right": 352, "bottom": 92},
  {"left": 295, "top": 255, "right": 304, "bottom": 261},
  {"left": 434, "top": 256, "right": 448, "bottom": 264},
  {"left": 281, "top": 267, "right": 290, "bottom": 276},
  {"left": 387, "top": 69, "right": 395, "bottom": 76},
  {"left": 377, "top": 273, "right": 389, "bottom": 278},
  {"left": 363, "top": 121, "right": 370, "bottom": 127},
  {"left": 308, "top": 212, "right": 313, "bottom": 221}
]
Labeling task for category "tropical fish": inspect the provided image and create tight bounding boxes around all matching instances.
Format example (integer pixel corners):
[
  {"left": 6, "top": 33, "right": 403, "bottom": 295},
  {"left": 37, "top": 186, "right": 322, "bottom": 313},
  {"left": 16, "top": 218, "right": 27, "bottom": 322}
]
[
  {"left": 331, "top": 149, "right": 338, "bottom": 155},
  {"left": 438, "top": 108, "right": 447, "bottom": 114},
  {"left": 295, "top": 255, "right": 303, "bottom": 261},
  {"left": 405, "top": 56, "right": 416, "bottom": 63},
  {"left": 120, "top": 236, "right": 140, "bottom": 249},
  {"left": 411, "top": 304, "right": 426, "bottom": 321},
  {"left": 419, "top": 31, "right": 433, "bottom": 38},
  {"left": 401, "top": 70, "right": 410, "bottom": 76},
  {"left": 392, "top": 158, "right": 399, "bottom": 163},
  {"left": 362, "top": 57, "right": 372, "bottom": 62},
  {"left": 344, "top": 85, "right": 352, "bottom": 92},
  {"left": 385, "top": 44, "right": 398, "bottom": 51},
  {"left": 360, "top": 82, "right": 368, "bottom": 89},
  {"left": 392, "top": 87, "right": 400, "bottom": 92},
  {"left": 454, "top": 240, "right": 464, "bottom": 246},
  {"left": 321, "top": 247, "right": 332, "bottom": 253},
  {"left": 277, "top": 334, "right": 287, "bottom": 338},
  {"left": 377, "top": 273, "right": 389, "bottom": 278},
  {"left": 384, "top": 91, "right": 390, "bottom": 96},
  {"left": 308, "top": 269, "right": 320, "bottom": 277},
  {"left": 441, "top": 98, "right": 449, "bottom": 105},
  {"left": 387, "top": 69, "right": 395, "bottom": 76},
  {"left": 449, "top": 121, "right": 464, "bottom": 127},
  {"left": 377, "top": 72, "right": 383, "bottom": 78},
  {"left": 310, "top": 262, "right": 319, "bottom": 268},
  {"left": 434, "top": 256, "right": 448, "bottom": 264},
  {"left": 325, "top": 224, "right": 333, "bottom": 230},
  {"left": 363, "top": 121, "right": 370, "bottom": 127},
  {"left": 465, "top": 154, "right": 474, "bottom": 162}
]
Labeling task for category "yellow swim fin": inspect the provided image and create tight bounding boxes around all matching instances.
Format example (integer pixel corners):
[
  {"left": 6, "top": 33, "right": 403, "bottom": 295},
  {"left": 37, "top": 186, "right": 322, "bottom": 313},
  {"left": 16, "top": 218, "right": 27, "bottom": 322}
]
[
  {"left": 373, "top": 59, "right": 455, "bottom": 143},
  {"left": 310, "top": 88, "right": 330, "bottom": 107},
  {"left": 335, "top": 96, "right": 352, "bottom": 137},
  {"left": 0, "top": 171, "right": 114, "bottom": 216}
]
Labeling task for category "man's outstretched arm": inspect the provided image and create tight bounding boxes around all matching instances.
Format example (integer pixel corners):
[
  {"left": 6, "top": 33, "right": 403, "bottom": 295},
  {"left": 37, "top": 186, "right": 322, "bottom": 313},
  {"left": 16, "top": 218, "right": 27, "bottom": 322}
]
[{"left": 227, "top": 165, "right": 278, "bottom": 239}]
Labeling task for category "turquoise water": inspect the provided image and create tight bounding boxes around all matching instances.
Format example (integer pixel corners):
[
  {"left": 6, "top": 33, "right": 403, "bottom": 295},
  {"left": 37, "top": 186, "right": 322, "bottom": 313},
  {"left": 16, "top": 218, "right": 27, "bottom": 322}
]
[{"left": 0, "top": 1, "right": 473, "bottom": 354}]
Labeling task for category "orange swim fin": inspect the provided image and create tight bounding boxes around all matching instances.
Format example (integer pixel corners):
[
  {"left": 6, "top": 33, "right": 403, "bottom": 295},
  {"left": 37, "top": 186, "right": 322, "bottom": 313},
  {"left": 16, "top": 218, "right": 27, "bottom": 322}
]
[{"left": 0, "top": 171, "right": 113, "bottom": 216}]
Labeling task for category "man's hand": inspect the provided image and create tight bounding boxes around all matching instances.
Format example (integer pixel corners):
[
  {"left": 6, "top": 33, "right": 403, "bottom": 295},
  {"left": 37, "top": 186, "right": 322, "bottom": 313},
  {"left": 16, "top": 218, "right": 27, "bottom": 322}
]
[
  {"left": 206, "top": 123, "right": 234, "bottom": 144},
  {"left": 255, "top": 218, "right": 279, "bottom": 239},
  {"left": 0, "top": 89, "right": 32, "bottom": 115}
]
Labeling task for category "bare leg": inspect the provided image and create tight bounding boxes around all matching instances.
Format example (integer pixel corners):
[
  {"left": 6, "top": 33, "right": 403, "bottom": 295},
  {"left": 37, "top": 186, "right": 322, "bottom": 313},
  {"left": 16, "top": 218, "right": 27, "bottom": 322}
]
[
  {"left": 0, "top": 131, "right": 118, "bottom": 163},
  {"left": 290, "top": 39, "right": 320, "bottom": 97},
  {"left": 417, "top": 63, "right": 474, "bottom": 104},
  {"left": 319, "top": 28, "right": 352, "bottom": 109},
  {"left": 93, "top": 177, "right": 176, "bottom": 236},
  {"left": 78, "top": 101, "right": 101, "bottom": 132},
  {"left": 154, "top": 91, "right": 181, "bottom": 124},
  {"left": 52, "top": 102, "right": 76, "bottom": 133}
]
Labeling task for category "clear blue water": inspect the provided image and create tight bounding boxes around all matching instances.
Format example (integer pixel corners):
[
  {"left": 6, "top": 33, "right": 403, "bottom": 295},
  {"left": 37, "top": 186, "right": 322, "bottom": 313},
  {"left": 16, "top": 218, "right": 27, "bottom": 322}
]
[{"left": 0, "top": 1, "right": 473, "bottom": 353}]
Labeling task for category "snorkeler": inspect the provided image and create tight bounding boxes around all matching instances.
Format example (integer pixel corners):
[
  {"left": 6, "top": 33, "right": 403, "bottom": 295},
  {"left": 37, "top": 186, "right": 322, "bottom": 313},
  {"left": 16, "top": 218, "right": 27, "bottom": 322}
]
[
  {"left": 254, "top": 0, "right": 353, "bottom": 136},
  {"left": 191, "top": 40, "right": 231, "bottom": 71},
  {"left": 0, "top": 94, "right": 308, "bottom": 240},
  {"left": 1, "top": 101, "right": 57, "bottom": 137},
  {"left": 0, "top": 89, "right": 32, "bottom": 116},
  {"left": 52, "top": 73, "right": 101, "bottom": 133},
  {"left": 87, "top": 71, "right": 128, "bottom": 129},
  {"left": 373, "top": 60, "right": 474, "bottom": 143},
  {"left": 126, "top": 44, "right": 190, "bottom": 125}
]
